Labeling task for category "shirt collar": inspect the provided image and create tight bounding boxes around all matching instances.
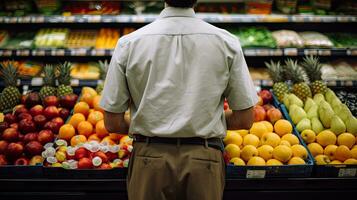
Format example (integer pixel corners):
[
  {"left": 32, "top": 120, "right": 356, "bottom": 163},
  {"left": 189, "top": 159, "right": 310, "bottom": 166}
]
[{"left": 159, "top": 7, "right": 196, "bottom": 19}]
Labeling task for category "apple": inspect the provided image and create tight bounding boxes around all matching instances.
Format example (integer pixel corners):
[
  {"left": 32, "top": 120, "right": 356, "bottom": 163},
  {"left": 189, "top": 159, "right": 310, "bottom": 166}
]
[
  {"left": 38, "top": 130, "right": 54, "bottom": 145},
  {"left": 0, "top": 140, "right": 9, "bottom": 154},
  {"left": 19, "top": 119, "right": 36, "bottom": 133},
  {"left": 14, "top": 105, "right": 28, "bottom": 116},
  {"left": 107, "top": 152, "right": 119, "bottom": 161},
  {"left": 18, "top": 113, "right": 33, "bottom": 121},
  {"left": 0, "top": 154, "right": 8, "bottom": 165},
  {"left": 10, "top": 123, "right": 18, "bottom": 130},
  {"left": 95, "top": 151, "right": 109, "bottom": 163},
  {"left": 257, "top": 96, "right": 264, "bottom": 106},
  {"left": 78, "top": 157, "right": 93, "bottom": 169},
  {"left": 0, "top": 121, "right": 9, "bottom": 132},
  {"left": 44, "top": 96, "right": 59, "bottom": 107},
  {"left": 6, "top": 142, "right": 24, "bottom": 159},
  {"left": 25, "top": 141, "right": 43, "bottom": 156},
  {"left": 75, "top": 147, "right": 89, "bottom": 160},
  {"left": 18, "top": 134, "right": 24, "bottom": 142},
  {"left": 259, "top": 90, "right": 273, "bottom": 104},
  {"left": 33, "top": 115, "right": 47, "bottom": 129},
  {"left": 2, "top": 128, "right": 19, "bottom": 142},
  {"left": 4, "top": 113, "right": 17, "bottom": 124},
  {"left": 30, "top": 105, "right": 44, "bottom": 116},
  {"left": 266, "top": 108, "right": 282, "bottom": 124},
  {"left": 14, "top": 157, "right": 29, "bottom": 166},
  {"left": 99, "top": 163, "right": 112, "bottom": 169},
  {"left": 29, "top": 155, "right": 44, "bottom": 166},
  {"left": 43, "top": 106, "right": 59, "bottom": 120},
  {"left": 59, "top": 108, "right": 70, "bottom": 120},
  {"left": 23, "top": 133, "right": 38, "bottom": 144},
  {"left": 253, "top": 105, "right": 266, "bottom": 122},
  {"left": 51, "top": 117, "right": 64, "bottom": 128},
  {"left": 25, "top": 92, "right": 41, "bottom": 108},
  {"left": 44, "top": 121, "right": 60, "bottom": 134},
  {"left": 60, "top": 94, "right": 78, "bottom": 109}
]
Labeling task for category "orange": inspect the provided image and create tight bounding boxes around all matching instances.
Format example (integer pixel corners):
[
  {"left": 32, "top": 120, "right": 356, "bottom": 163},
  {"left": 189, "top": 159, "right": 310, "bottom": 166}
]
[
  {"left": 101, "top": 136, "right": 116, "bottom": 146},
  {"left": 74, "top": 102, "right": 90, "bottom": 117},
  {"left": 70, "top": 135, "right": 87, "bottom": 146},
  {"left": 58, "top": 124, "right": 76, "bottom": 141},
  {"left": 96, "top": 120, "right": 109, "bottom": 139},
  {"left": 87, "top": 111, "right": 104, "bottom": 126},
  {"left": 81, "top": 92, "right": 95, "bottom": 108},
  {"left": 68, "top": 113, "right": 86, "bottom": 129},
  {"left": 77, "top": 121, "right": 94, "bottom": 138},
  {"left": 82, "top": 87, "right": 98, "bottom": 97},
  {"left": 88, "top": 134, "right": 101, "bottom": 142},
  {"left": 93, "top": 95, "right": 104, "bottom": 113},
  {"left": 274, "top": 119, "right": 293, "bottom": 137},
  {"left": 109, "top": 133, "right": 123, "bottom": 142}
]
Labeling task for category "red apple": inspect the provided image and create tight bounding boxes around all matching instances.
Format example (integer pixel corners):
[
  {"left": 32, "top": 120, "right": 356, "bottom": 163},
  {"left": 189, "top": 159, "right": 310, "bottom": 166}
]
[
  {"left": 25, "top": 92, "right": 41, "bottom": 108},
  {"left": 18, "top": 113, "right": 33, "bottom": 121},
  {"left": 25, "top": 141, "right": 43, "bottom": 156},
  {"left": 4, "top": 113, "right": 17, "bottom": 124},
  {"left": 44, "top": 96, "right": 59, "bottom": 107},
  {"left": 0, "top": 121, "right": 9, "bottom": 133},
  {"left": 14, "top": 157, "right": 29, "bottom": 166},
  {"left": 14, "top": 105, "right": 28, "bottom": 116},
  {"left": 23, "top": 133, "right": 38, "bottom": 144},
  {"left": 0, "top": 155, "right": 8, "bottom": 165},
  {"left": 43, "top": 106, "right": 59, "bottom": 120},
  {"left": 6, "top": 142, "right": 24, "bottom": 159},
  {"left": 19, "top": 119, "right": 36, "bottom": 133},
  {"left": 10, "top": 123, "right": 18, "bottom": 130},
  {"left": 44, "top": 121, "right": 60, "bottom": 134},
  {"left": 253, "top": 105, "right": 266, "bottom": 122},
  {"left": 99, "top": 163, "right": 112, "bottom": 169},
  {"left": 21, "top": 94, "right": 27, "bottom": 105},
  {"left": 75, "top": 147, "right": 89, "bottom": 160},
  {"left": 0, "top": 140, "right": 9, "bottom": 154},
  {"left": 78, "top": 157, "right": 93, "bottom": 169},
  {"left": 51, "top": 117, "right": 64, "bottom": 128},
  {"left": 33, "top": 115, "right": 47, "bottom": 129},
  {"left": 259, "top": 90, "right": 273, "bottom": 104},
  {"left": 60, "top": 94, "right": 78, "bottom": 109},
  {"left": 37, "top": 130, "right": 54, "bottom": 145},
  {"left": 59, "top": 108, "right": 70, "bottom": 120},
  {"left": 267, "top": 108, "right": 282, "bottom": 124},
  {"left": 2, "top": 128, "right": 19, "bottom": 142},
  {"left": 18, "top": 134, "right": 24, "bottom": 142},
  {"left": 95, "top": 151, "right": 109, "bottom": 163},
  {"left": 106, "top": 152, "right": 119, "bottom": 161},
  {"left": 30, "top": 105, "right": 44, "bottom": 116}
]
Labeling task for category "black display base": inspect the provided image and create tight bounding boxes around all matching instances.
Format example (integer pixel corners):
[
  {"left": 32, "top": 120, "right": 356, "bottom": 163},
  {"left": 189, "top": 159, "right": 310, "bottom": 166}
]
[{"left": 0, "top": 177, "right": 356, "bottom": 200}]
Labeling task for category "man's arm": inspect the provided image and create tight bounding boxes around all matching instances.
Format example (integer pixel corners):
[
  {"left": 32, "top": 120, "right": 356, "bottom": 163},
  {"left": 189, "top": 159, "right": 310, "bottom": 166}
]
[
  {"left": 104, "top": 111, "right": 130, "bottom": 134},
  {"left": 225, "top": 107, "right": 254, "bottom": 130}
]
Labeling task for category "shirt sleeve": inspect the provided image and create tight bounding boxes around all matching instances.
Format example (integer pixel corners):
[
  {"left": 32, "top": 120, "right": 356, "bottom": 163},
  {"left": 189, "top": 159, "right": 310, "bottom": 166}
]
[
  {"left": 224, "top": 40, "right": 259, "bottom": 110},
  {"left": 100, "top": 41, "right": 130, "bottom": 113}
]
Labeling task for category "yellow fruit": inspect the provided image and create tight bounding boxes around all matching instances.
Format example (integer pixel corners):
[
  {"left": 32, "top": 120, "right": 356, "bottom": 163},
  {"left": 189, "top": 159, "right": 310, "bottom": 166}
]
[
  {"left": 323, "top": 145, "right": 338, "bottom": 161},
  {"left": 315, "top": 155, "right": 330, "bottom": 165},
  {"left": 279, "top": 140, "right": 291, "bottom": 147},
  {"left": 266, "top": 159, "right": 283, "bottom": 166},
  {"left": 236, "top": 130, "right": 249, "bottom": 137},
  {"left": 257, "top": 145, "right": 274, "bottom": 161},
  {"left": 52, "top": 163, "right": 62, "bottom": 167},
  {"left": 82, "top": 87, "right": 98, "bottom": 97},
  {"left": 351, "top": 148, "right": 357, "bottom": 159},
  {"left": 250, "top": 122, "right": 268, "bottom": 138},
  {"left": 261, "top": 132, "right": 281, "bottom": 147},
  {"left": 307, "top": 143, "right": 324, "bottom": 157},
  {"left": 344, "top": 158, "right": 357, "bottom": 165},
  {"left": 55, "top": 151, "right": 66, "bottom": 162},
  {"left": 261, "top": 121, "right": 273, "bottom": 133},
  {"left": 230, "top": 157, "right": 245, "bottom": 166},
  {"left": 337, "top": 133, "right": 355, "bottom": 149},
  {"left": 335, "top": 145, "right": 352, "bottom": 162},
  {"left": 301, "top": 129, "right": 316, "bottom": 144},
  {"left": 274, "top": 119, "right": 292, "bottom": 137},
  {"left": 281, "top": 134, "right": 300, "bottom": 146},
  {"left": 329, "top": 160, "right": 342, "bottom": 164},
  {"left": 247, "top": 156, "right": 266, "bottom": 166},
  {"left": 316, "top": 130, "right": 337, "bottom": 147},
  {"left": 224, "top": 131, "right": 243, "bottom": 146},
  {"left": 243, "top": 134, "right": 260, "bottom": 147},
  {"left": 273, "top": 145, "right": 292, "bottom": 163},
  {"left": 291, "top": 144, "right": 308, "bottom": 160},
  {"left": 241, "top": 145, "right": 258, "bottom": 162},
  {"left": 288, "top": 157, "right": 306, "bottom": 165},
  {"left": 224, "top": 144, "right": 241, "bottom": 159}
]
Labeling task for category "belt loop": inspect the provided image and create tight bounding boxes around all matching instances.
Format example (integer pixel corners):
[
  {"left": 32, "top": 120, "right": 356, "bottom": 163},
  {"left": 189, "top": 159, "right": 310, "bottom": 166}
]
[
  {"left": 177, "top": 138, "right": 181, "bottom": 147},
  {"left": 204, "top": 139, "right": 208, "bottom": 149},
  {"left": 145, "top": 137, "right": 150, "bottom": 146}
]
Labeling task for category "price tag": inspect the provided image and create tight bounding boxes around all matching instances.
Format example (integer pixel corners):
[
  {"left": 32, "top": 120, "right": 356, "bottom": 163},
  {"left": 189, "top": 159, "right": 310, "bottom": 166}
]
[
  {"left": 71, "top": 79, "right": 80, "bottom": 86},
  {"left": 348, "top": 49, "right": 357, "bottom": 56},
  {"left": 338, "top": 168, "right": 357, "bottom": 177},
  {"left": 23, "top": 16, "right": 31, "bottom": 23},
  {"left": 31, "top": 78, "right": 43, "bottom": 86},
  {"left": 88, "top": 15, "right": 101, "bottom": 23},
  {"left": 64, "top": 16, "right": 75, "bottom": 23},
  {"left": 4, "top": 50, "right": 12, "bottom": 56},
  {"left": 10, "top": 17, "right": 18, "bottom": 23},
  {"left": 304, "top": 49, "right": 318, "bottom": 56},
  {"left": 243, "top": 49, "right": 256, "bottom": 56},
  {"left": 0, "top": 50, "right": 3, "bottom": 56},
  {"left": 246, "top": 170, "right": 266, "bottom": 179},
  {"left": 337, "top": 16, "right": 349, "bottom": 22},
  {"left": 0, "top": 17, "right": 4, "bottom": 23},
  {"left": 284, "top": 48, "right": 298, "bottom": 56},
  {"left": 34, "top": 50, "right": 45, "bottom": 56},
  {"left": 256, "top": 49, "right": 270, "bottom": 56},
  {"left": 318, "top": 49, "right": 331, "bottom": 56},
  {"left": 53, "top": 49, "right": 65, "bottom": 56}
]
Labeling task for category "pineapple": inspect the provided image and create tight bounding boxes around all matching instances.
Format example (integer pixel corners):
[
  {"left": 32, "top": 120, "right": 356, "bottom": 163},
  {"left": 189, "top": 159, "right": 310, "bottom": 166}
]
[
  {"left": 265, "top": 60, "right": 290, "bottom": 102},
  {"left": 40, "top": 65, "right": 57, "bottom": 99},
  {"left": 57, "top": 62, "right": 73, "bottom": 97},
  {"left": 0, "top": 62, "right": 21, "bottom": 112},
  {"left": 301, "top": 55, "right": 327, "bottom": 95},
  {"left": 285, "top": 59, "right": 312, "bottom": 102},
  {"left": 96, "top": 60, "right": 109, "bottom": 94}
]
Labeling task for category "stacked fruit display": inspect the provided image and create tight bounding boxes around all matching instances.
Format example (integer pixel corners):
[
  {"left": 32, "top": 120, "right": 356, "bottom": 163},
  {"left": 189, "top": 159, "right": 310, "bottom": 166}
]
[
  {"left": 34, "top": 28, "right": 69, "bottom": 48},
  {"left": 95, "top": 28, "right": 120, "bottom": 49},
  {"left": 65, "top": 30, "right": 98, "bottom": 49},
  {"left": 224, "top": 90, "right": 310, "bottom": 166}
]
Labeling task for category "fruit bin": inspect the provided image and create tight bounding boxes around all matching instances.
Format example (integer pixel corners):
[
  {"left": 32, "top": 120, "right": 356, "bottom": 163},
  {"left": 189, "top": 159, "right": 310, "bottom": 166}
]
[
  {"left": 279, "top": 104, "right": 357, "bottom": 178},
  {"left": 226, "top": 94, "right": 314, "bottom": 179}
]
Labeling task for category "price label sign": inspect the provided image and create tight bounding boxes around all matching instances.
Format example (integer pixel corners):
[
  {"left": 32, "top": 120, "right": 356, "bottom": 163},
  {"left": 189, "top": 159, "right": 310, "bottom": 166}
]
[
  {"left": 338, "top": 168, "right": 357, "bottom": 177},
  {"left": 246, "top": 170, "right": 266, "bottom": 179},
  {"left": 284, "top": 48, "right": 298, "bottom": 56},
  {"left": 31, "top": 78, "right": 43, "bottom": 86}
]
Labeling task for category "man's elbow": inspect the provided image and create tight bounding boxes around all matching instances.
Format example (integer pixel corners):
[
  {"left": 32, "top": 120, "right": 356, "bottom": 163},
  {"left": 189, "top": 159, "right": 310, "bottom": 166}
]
[{"left": 238, "top": 119, "right": 254, "bottom": 130}]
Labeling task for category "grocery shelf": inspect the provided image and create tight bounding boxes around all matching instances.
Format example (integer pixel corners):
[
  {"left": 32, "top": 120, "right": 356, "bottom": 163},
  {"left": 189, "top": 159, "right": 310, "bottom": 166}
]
[
  {"left": 0, "top": 14, "right": 355, "bottom": 24},
  {"left": 1, "top": 48, "right": 356, "bottom": 57}
]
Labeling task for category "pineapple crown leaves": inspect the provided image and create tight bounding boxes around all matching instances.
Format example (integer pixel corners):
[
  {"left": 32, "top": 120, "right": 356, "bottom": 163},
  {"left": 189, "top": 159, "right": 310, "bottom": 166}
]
[
  {"left": 265, "top": 60, "right": 285, "bottom": 83},
  {"left": 43, "top": 64, "right": 57, "bottom": 87},
  {"left": 284, "top": 58, "right": 310, "bottom": 84},
  {"left": 301, "top": 55, "right": 323, "bottom": 81},
  {"left": 98, "top": 60, "right": 109, "bottom": 80},
  {"left": 0, "top": 61, "right": 19, "bottom": 87},
  {"left": 57, "top": 61, "right": 72, "bottom": 85}
]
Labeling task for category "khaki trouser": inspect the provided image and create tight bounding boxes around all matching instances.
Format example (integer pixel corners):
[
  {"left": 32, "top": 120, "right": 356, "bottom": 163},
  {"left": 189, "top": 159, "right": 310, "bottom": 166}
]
[{"left": 127, "top": 141, "right": 226, "bottom": 200}]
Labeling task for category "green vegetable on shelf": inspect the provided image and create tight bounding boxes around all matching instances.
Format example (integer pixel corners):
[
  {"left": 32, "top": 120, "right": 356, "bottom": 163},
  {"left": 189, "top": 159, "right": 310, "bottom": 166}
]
[{"left": 231, "top": 27, "right": 276, "bottom": 48}]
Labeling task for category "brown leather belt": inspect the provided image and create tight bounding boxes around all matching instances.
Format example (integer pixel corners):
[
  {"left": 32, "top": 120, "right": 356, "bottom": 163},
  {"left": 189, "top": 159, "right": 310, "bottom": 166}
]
[{"left": 133, "top": 134, "right": 224, "bottom": 152}]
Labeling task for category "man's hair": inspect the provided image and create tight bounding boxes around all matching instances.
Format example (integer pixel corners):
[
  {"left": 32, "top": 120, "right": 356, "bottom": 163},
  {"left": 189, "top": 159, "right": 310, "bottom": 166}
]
[{"left": 165, "top": 0, "right": 197, "bottom": 8}]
